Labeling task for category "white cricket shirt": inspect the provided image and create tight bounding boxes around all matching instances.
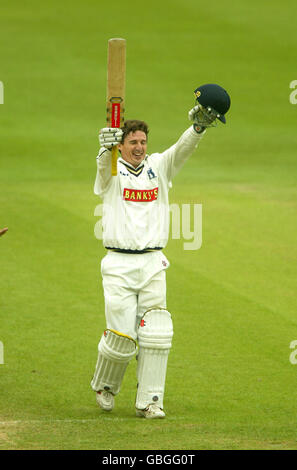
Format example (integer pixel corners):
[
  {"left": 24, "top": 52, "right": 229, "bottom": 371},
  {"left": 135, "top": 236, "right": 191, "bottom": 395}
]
[{"left": 94, "top": 126, "right": 205, "bottom": 251}]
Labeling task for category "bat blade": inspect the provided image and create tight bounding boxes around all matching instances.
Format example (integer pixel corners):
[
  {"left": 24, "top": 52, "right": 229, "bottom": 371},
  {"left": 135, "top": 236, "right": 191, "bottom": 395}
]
[{"left": 106, "top": 38, "right": 126, "bottom": 176}]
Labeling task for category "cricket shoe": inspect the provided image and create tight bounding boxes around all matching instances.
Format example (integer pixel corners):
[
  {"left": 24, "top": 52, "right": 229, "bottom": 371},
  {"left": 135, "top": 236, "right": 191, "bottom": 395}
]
[
  {"left": 136, "top": 404, "right": 165, "bottom": 419},
  {"left": 96, "top": 390, "right": 114, "bottom": 411}
]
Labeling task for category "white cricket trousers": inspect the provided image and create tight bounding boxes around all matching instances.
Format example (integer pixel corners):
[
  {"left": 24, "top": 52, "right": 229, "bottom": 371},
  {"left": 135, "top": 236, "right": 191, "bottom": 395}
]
[{"left": 101, "top": 250, "right": 170, "bottom": 340}]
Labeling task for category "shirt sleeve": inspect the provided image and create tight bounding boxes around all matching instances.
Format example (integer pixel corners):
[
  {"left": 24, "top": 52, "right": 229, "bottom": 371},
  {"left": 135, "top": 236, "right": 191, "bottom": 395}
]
[
  {"left": 151, "top": 126, "right": 206, "bottom": 182},
  {"left": 94, "top": 147, "right": 113, "bottom": 197}
]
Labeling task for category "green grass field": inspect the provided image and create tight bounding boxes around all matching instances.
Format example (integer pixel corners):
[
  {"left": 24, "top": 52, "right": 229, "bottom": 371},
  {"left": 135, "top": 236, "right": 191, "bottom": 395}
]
[{"left": 1, "top": 0, "right": 297, "bottom": 450}]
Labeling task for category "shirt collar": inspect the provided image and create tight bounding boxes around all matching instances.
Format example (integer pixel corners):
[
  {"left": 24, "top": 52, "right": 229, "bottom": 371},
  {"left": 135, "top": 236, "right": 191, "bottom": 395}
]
[{"left": 118, "top": 157, "right": 147, "bottom": 170}]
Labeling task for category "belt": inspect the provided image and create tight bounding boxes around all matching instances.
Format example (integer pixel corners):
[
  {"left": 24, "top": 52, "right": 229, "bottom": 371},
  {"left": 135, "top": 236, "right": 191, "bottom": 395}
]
[{"left": 106, "top": 247, "right": 163, "bottom": 254}]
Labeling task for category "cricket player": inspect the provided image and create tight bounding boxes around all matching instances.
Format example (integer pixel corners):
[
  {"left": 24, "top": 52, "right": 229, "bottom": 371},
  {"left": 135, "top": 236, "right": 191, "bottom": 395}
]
[{"left": 91, "top": 84, "right": 230, "bottom": 419}]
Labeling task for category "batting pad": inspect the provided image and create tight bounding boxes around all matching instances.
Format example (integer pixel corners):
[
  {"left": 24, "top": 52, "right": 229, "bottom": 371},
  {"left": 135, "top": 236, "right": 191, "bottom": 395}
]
[
  {"left": 91, "top": 329, "right": 137, "bottom": 395},
  {"left": 136, "top": 308, "right": 173, "bottom": 410}
]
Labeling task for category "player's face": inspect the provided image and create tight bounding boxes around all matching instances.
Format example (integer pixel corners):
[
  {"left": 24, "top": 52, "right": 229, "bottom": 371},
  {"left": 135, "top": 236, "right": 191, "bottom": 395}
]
[{"left": 118, "top": 131, "right": 147, "bottom": 168}]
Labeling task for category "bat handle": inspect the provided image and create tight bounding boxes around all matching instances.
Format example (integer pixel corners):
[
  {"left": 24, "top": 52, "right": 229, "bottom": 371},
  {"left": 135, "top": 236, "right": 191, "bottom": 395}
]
[{"left": 111, "top": 146, "right": 118, "bottom": 176}]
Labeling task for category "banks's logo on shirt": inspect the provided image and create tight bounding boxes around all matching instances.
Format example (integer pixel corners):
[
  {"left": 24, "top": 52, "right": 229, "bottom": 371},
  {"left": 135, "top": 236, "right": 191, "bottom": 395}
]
[{"left": 123, "top": 187, "right": 158, "bottom": 202}]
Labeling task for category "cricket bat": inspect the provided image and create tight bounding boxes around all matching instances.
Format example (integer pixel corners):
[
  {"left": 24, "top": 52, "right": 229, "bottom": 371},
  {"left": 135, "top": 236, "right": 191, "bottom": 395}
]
[{"left": 106, "top": 38, "right": 126, "bottom": 176}]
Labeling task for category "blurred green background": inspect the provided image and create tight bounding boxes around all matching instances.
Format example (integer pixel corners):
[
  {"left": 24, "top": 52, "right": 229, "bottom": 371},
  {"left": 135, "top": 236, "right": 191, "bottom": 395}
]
[{"left": 0, "top": 0, "right": 296, "bottom": 450}]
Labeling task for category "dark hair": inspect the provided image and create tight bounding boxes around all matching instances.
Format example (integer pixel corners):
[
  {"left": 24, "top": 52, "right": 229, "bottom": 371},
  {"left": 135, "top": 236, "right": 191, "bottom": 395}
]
[{"left": 121, "top": 120, "right": 149, "bottom": 143}]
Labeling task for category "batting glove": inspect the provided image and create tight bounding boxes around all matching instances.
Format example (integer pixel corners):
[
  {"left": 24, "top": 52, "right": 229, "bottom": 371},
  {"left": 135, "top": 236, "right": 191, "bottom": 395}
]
[
  {"left": 188, "top": 104, "right": 219, "bottom": 132},
  {"left": 99, "top": 127, "right": 123, "bottom": 149}
]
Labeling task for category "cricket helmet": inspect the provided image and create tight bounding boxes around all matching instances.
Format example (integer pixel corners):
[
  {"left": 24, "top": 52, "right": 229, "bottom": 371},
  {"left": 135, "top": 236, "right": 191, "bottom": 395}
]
[{"left": 194, "top": 83, "right": 231, "bottom": 123}]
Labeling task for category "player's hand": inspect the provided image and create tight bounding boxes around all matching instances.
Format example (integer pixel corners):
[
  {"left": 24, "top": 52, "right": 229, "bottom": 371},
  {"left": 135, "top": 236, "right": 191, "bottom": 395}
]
[
  {"left": 0, "top": 227, "right": 8, "bottom": 237},
  {"left": 188, "top": 104, "right": 218, "bottom": 129},
  {"left": 99, "top": 127, "right": 123, "bottom": 149}
]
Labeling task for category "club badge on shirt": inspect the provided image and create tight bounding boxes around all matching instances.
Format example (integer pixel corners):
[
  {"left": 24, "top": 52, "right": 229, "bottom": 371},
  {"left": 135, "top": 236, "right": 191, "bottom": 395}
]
[{"left": 147, "top": 168, "right": 156, "bottom": 179}]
